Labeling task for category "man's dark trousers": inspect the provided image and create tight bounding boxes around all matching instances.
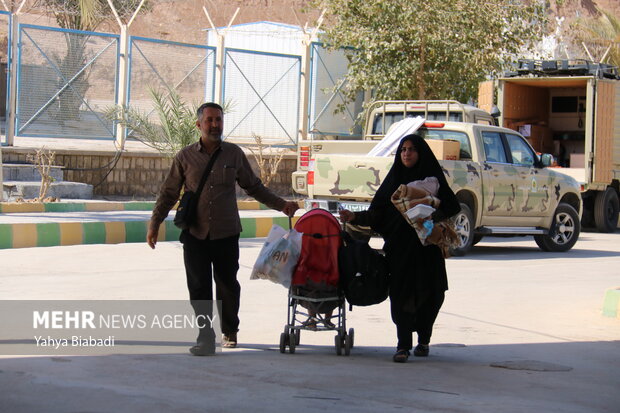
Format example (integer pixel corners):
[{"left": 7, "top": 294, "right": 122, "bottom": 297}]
[{"left": 182, "top": 232, "right": 240, "bottom": 342}]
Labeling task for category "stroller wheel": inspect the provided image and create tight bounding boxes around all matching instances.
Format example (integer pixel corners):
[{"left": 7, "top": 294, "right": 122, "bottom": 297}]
[
  {"left": 348, "top": 328, "right": 355, "bottom": 349},
  {"left": 294, "top": 329, "right": 301, "bottom": 346},
  {"left": 289, "top": 331, "right": 296, "bottom": 354},
  {"left": 344, "top": 333, "right": 352, "bottom": 356},
  {"left": 338, "top": 329, "right": 347, "bottom": 348},
  {"left": 279, "top": 332, "right": 288, "bottom": 354},
  {"left": 334, "top": 334, "right": 343, "bottom": 356}
]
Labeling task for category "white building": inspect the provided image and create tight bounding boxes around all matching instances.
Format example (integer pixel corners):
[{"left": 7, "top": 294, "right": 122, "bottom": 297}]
[{"left": 206, "top": 21, "right": 362, "bottom": 143}]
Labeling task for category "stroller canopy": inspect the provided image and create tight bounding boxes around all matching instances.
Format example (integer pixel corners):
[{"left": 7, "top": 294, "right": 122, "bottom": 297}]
[{"left": 292, "top": 209, "right": 342, "bottom": 288}]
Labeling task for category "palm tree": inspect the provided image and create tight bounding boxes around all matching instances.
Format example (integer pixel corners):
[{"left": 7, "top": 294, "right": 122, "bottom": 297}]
[
  {"left": 35, "top": 0, "right": 146, "bottom": 30},
  {"left": 105, "top": 88, "right": 200, "bottom": 157},
  {"left": 33, "top": 1, "right": 147, "bottom": 120},
  {"left": 106, "top": 89, "right": 235, "bottom": 157}
]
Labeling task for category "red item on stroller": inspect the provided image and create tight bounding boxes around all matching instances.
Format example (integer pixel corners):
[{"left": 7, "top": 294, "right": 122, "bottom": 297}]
[
  {"left": 292, "top": 208, "right": 341, "bottom": 289},
  {"left": 279, "top": 208, "right": 354, "bottom": 355}
]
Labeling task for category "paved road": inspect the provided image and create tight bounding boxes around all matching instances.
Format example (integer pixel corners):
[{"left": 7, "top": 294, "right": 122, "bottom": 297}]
[{"left": 0, "top": 233, "right": 618, "bottom": 412}]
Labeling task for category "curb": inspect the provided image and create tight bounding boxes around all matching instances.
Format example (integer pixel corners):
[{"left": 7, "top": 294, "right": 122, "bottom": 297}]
[
  {"left": 0, "top": 216, "right": 300, "bottom": 250},
  {"left": 0, "top": 200, "right": 282, "bottom": 213},
  {"left": 602, "top": 287, "right": 620, "bottom": 318}
]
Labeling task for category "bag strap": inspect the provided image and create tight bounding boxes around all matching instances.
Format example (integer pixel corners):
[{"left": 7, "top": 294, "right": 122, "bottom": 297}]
[
  {"left": 194, "top": 147, "right": 222, "bottom": 199},
  {"left": 340, "top": 223, "right": 354, "bottom": 245}
]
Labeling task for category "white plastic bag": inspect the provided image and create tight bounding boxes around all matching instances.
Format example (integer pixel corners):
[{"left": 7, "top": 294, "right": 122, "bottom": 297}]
[
  {"left": 405, "top": 204, "right": 435, "bottom": 221},
  {"left": 250, "top": 224, "right": 302, "bottom": 288}
]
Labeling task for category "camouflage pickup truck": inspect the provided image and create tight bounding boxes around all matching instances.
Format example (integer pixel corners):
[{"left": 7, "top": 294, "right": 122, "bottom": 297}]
[{"left": 292, "top": 121, "right": 583, "bottom": 255}]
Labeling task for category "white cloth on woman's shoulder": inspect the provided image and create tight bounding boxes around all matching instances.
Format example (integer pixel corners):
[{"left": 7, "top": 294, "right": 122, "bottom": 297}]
[{"left": 367, "top": 117, "right": 425, "bottom": 157}]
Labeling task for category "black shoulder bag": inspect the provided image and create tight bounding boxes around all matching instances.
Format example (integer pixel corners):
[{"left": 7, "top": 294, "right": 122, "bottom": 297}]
[
  {"left": 173, "top": 148, "right": 222, "bottom": 230},
  {"left": 338, "top": 226, "right": 390, "bottom": 307}
]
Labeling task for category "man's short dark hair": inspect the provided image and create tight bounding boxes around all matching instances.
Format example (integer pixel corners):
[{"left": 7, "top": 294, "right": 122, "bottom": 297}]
[{"left": 197, "top": 102, "right": 223, "bottom": 118}]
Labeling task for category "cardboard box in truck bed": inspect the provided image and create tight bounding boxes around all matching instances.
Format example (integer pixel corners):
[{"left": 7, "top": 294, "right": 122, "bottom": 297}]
[{"left": 427, "top": 139, "right": 460, "bottom": 160}]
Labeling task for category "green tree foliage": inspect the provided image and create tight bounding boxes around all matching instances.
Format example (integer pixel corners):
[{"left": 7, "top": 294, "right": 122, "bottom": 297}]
[
  {"left": 315, "top": 0, "right": 547, "bottom": 103},
  {"left": 105, "top": 91, "right": 240, "bottom": 157},
  {"left": 105, "top": 88, "right": 199, "bottom": 157},
  {"left": 572, "top": 8, "right": 620, "bottom": 68}
]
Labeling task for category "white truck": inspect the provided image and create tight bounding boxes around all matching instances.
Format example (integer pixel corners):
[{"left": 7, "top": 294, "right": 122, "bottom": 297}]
[
  {"left": 292, "top": 103, "right": 583, "bottom": 255},
  {"left": 293, "top": 100, "right": 496, "bottom": 193},
  {"left": 478, "top": 59, "right": 620, "bottom": 232}
]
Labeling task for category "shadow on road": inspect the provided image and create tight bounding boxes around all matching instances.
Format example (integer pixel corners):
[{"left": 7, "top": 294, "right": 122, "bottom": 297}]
[{"left": 459, "top": 238, "right": 620, "bottom": 260}]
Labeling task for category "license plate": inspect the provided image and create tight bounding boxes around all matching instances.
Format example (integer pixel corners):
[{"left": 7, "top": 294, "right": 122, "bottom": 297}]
[{"left": 338, "top": 202, "right": 370, "bottom": 212}]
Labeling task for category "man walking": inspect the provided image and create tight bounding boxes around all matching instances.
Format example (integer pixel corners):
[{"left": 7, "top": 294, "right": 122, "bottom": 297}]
[{"left": 147, "top": 102, "right": 298, "bottom": 355}]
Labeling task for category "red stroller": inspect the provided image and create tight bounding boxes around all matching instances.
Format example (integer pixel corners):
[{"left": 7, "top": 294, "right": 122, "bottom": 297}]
[{"left": 279, "top": 208, "right": 354, "bottom": 355}]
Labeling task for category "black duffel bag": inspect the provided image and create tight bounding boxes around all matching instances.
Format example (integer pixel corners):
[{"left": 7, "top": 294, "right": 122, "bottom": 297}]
[{"left": 338, "top": 230, "right": 390, "bottom": 306}]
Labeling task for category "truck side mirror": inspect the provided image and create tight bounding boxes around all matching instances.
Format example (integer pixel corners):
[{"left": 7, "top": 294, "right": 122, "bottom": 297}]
[{"left": 540, "top": 153, "right": 553, "bottom": 167}]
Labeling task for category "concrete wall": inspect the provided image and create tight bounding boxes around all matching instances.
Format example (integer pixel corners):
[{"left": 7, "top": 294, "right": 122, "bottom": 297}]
[{"left": 2, "top": 148, "right": 298, "bottom": 200}]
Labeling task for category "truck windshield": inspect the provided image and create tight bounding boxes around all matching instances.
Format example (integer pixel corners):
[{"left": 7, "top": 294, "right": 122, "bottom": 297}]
[
  {"left": 372, "top": 112, "right": 464, "bottom": 135},
  {"left": 418, "top": 129, "right": 473, "bottom": 160}
]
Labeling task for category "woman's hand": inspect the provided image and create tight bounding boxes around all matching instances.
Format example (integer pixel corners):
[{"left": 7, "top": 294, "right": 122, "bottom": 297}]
[{"left": 339, "top": 209, "right": 355, "bottom": 223}]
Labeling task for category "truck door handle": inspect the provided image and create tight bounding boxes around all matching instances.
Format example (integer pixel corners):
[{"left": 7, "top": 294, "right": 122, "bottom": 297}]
[{"left": 354, "top": 162, "right": 367, "bottom": 168}]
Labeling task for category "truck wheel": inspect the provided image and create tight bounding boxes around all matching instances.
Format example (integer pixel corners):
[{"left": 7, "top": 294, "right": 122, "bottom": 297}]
[
  {"left": 534, "top": 203, "right": 580, "bottom": 252},
  {"left": 450, "top": 203, "right": 474, "bottom": 256},
  {"left": 594, "top": 188, "right": 619, "bottom": 233}
]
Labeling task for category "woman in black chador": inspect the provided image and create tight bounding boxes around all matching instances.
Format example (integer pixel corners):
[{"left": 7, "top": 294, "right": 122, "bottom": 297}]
[{"left": 340, "top": 134, "right": 460, "bottom": 363}]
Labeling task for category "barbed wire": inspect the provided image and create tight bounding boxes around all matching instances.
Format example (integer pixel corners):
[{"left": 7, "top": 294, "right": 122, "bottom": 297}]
[{"left": 4, "top": 0, "right": 170, "bottom": 19}]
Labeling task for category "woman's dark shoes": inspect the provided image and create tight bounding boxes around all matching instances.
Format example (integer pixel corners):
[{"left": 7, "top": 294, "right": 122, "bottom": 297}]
[
  {"left": 189, "top": 342, "right": 215, "bottom": 356},
  {"left": 414, "top": 344, "right": 429, "bottom": 357},
  {"left": 392, "top": 349, "right": 410, "bottom": 363}
]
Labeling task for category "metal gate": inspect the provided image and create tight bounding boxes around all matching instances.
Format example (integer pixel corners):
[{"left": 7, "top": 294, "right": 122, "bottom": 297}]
[
  {"left": 16, "top": 24, "right": 119, "bottom": 139},
  {"left": 309, "top": 43, "right": 363, "bottom": 139},
  {"left": 0, "top": 11, "right": 11, "bottom": 143},
  {"left": 223, "top": 48, "right": 301, "bottom": 145},
  {"left": 127, "top": 37, "right": 216, "bottom": 127}
]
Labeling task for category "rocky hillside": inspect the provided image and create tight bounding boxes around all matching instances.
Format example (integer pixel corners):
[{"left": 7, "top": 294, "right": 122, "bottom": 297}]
[
  {"left": 14, "top": 0, "right": 320, "bottom": 45},
  {"left": 111, "top": 1, "right": 620, "bottom": 53},
  {"left": 1, "top": 0, "right": 618, "bottom": 62},
  {"left": 127, "top": 0, "right": 321, "bottom": 44},
  {"left": 14, "top": 0, "right": 620, "bottom": 46}
]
